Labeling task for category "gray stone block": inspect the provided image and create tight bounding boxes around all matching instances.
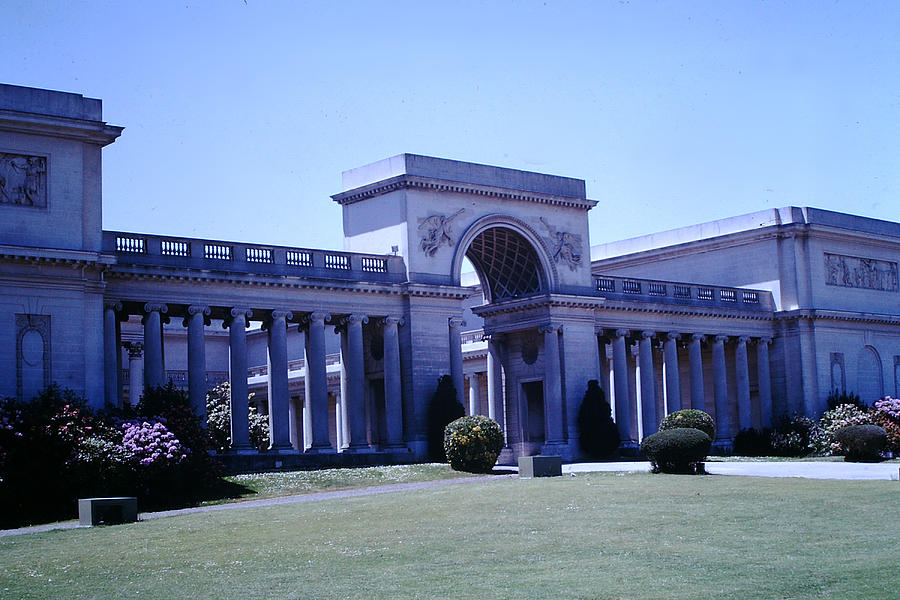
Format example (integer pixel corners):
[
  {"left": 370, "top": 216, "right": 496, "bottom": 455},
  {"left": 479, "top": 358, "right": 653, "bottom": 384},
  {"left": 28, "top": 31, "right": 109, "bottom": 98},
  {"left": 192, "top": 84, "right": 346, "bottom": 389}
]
[
  {"left": 78, "top": 497, "right": 138, "bottom": 526},
  {"left": 518, "top": 455, "right": 562, "bottom": 478}
]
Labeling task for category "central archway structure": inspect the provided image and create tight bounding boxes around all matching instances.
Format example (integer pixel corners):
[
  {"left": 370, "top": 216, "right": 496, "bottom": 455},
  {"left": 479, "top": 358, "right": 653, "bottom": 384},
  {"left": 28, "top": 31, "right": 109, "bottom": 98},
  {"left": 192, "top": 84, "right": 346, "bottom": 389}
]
[{"left": 465, "top": 226, "right": 546, "bottom": 303}]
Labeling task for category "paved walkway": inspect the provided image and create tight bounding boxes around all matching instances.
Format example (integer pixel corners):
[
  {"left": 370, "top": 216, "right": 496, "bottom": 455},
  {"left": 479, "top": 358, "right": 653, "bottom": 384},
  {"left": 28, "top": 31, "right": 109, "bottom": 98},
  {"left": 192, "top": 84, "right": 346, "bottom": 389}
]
[{"left": 2, "top": 461, "right": 896, "bottom": 538}]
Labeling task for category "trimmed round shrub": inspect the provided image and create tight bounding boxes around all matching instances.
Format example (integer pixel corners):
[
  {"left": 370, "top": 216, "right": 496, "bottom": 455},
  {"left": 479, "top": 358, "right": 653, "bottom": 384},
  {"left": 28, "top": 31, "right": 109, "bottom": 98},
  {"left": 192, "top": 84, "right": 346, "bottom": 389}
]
[
  {"left": 815, "top": 403, "right": 872, "bottom": 455},
  {"left": 659, "top": 409, "right": 715, "bottom": 441},
  {"left": 443, "top": 415, "right": 504, "bottom": 473},
  {"left": 640, "top": 427, "right": 711, "bottom": 474},
  {"left": 834, "top": 424, "right": 887, "bottom": 462}
]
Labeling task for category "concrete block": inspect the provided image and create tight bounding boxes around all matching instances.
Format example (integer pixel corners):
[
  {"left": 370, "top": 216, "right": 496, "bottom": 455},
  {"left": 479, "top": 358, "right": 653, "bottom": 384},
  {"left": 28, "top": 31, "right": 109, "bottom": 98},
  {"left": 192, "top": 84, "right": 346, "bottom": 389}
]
[
  {"left": 518, "top": 455, "right": 562, "bottom": 478},
  {"left": 78, "top": 497, "right": 138, "bottom": 526}
]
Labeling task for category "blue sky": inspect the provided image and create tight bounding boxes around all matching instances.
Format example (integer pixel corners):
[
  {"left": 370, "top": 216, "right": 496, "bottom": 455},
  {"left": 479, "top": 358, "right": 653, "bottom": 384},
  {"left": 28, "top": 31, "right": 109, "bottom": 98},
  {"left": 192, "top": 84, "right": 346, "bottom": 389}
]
[{"left": 3, "top": 1, "right": 898, "bottom": 251}]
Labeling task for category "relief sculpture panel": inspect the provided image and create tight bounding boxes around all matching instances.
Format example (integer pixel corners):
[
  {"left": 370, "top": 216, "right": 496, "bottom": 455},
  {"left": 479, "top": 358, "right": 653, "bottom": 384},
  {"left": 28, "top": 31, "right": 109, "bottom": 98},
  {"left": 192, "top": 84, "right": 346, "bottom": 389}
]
[
  {"left": 824, "top": 253, "right": 898, "bottom": 292},
  {"left": 0, "top": 153, "right": 47, "bottom": 208}
]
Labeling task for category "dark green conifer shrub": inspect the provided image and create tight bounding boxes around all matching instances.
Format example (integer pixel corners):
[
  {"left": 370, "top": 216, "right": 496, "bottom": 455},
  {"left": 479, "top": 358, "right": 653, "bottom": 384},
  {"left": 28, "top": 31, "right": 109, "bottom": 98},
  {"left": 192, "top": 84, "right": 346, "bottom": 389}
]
[
  {"left": 427, "top": 375, "right": 465, "bottom": 461},
  {"left": 658, "top": 409, "right": 715, "bottom": 441},
  {"left": 640, "top": 427, "right": 711, "bottom": 474},
  {"left": 576, "top": 380, "right": 620, "bottom": 458},
  {"left": 834, "top": 424, "right": 887, "bottom": 462},
  {"left": 443, "top": 415, "right": 504, "bottom": 473}
]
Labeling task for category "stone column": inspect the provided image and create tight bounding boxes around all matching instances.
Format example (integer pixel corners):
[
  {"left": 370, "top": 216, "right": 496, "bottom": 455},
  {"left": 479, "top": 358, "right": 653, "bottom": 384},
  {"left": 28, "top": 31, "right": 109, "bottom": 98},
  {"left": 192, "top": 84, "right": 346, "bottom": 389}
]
[
  {"left": 487, "top": 336, "right": 504, "bottom": 426},
  {"left": 224, "top": 307, "right": 254, "bottom": 453},
  {"left": 382, "top": 315, "right": 405, "bottom": 449},
  {"left": 689, "top": 334, "right": 706, "bottom": 411},
  {"left": 467, "top": 374, "right": 479, "bottom": 415},
  {"left": 664, "top": 332, "right": 681, "bottom": 414},
  {"left": 304, "top": 312, "right": 333, "bottom": 452},
  {"left": 712, "top": 334, "right": 731, "bottom": 442},
  {"left": 612, "top": 329, "right": 634, "bottom": 444},
  {"left": 540, "top": 324, "right": 565, "bottom": 446},
  {"left": 639, "top": 331, "right": 658, "bottom": 438},
  {"left": 142, "top": 303, "right": 167, "bottom": 389},
  {"left": 757, "top": 338, "right": 773, "bottom": 429},
  {"left": 104, "top": 301, "right": 122, "bottom": 408},
  {"left": 338, "top": 329, "right": 349, "bottom": 448},
  {"left": 448, "top": 317, "right": 465, "bottom": 408},
  {"left": 735, "top": 336, "right": 752, "bottom": 431},
  {"left": 184, "top": 305, "right": 210, "bottom": 422},
  {"left": 125, "top": 342, "right": 143, "bottom": 407},
  {"left": 265, "top": 310, "right": 294, "bottom": 452},
  {"left": 344, "top": 314, "right": 370, "bottom": 451}
]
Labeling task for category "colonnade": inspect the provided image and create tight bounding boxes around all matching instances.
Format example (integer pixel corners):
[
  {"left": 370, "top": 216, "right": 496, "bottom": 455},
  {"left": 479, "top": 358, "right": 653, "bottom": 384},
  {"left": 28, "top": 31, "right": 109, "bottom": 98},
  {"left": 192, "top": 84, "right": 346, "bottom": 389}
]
[
  {"left": 600, "top": 329, "right": 773, "bottom": 444},
  {"left": 102, "top": 301, "right": 408, "bottom": 454}
]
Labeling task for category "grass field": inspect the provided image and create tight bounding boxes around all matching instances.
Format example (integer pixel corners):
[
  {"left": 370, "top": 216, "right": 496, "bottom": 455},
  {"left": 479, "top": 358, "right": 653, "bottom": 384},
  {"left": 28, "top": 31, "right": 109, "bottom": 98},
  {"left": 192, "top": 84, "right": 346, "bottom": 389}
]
[{"left": 2, "top": 471, "right": 897, "bottom": 599}]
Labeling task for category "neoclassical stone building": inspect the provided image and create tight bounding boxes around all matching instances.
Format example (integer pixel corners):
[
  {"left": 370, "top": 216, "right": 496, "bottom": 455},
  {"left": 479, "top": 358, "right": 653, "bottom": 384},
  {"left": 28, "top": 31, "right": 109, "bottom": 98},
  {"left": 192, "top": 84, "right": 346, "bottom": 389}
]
[{"left": 2, "top": 84, "right": 898, "bottom": 463}]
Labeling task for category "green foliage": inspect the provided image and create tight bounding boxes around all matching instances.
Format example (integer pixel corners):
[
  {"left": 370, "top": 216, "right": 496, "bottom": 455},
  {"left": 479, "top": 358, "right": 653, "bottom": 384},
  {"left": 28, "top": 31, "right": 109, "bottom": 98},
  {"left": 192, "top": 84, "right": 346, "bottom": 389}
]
[
  {"left": 815, "top": 403, "right": 872, "bottom": 455},
  {"left": 576, "top": 380, "right": 620, "bottom": 459},
  {"left": 659, "top": 409, "right": 715, "bottom": 441},
  {"left": 206, "top": 382, "right": 270, "bottom": 452},
  {"left": 732, "top": 427, "right": 774, "bottom": 456},
  {"left": 770, "top": 415, "right": 821, "bottom": 457},
  {"left": 640, "top": 427, "right": 711, "bottom": 474},
  {"left": 834, "top": 425, "right": 887, "bottom": 462},
  {"left": 427, "top": 375, "right": 465, "bottom": 461},
  {"left": 826, "top": 389, "right": 866, "bottom": 411},
  {"left": 443, "top": 415, "right": 504, "bottom": 473}
]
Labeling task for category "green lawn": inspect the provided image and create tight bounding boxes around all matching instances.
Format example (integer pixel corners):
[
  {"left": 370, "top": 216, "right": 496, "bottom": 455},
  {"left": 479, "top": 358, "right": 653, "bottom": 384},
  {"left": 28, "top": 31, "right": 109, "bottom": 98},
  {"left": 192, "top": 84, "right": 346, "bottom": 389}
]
[{"left": 2, "top": 472, "right": 897, "bottom": 599}]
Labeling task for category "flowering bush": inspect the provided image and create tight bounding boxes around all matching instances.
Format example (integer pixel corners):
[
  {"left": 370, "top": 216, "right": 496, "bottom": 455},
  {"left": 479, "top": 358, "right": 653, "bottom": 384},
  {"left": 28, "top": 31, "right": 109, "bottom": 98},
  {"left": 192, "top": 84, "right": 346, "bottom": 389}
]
[
  {"left": 120, "top": 420, "right": 188, "bottom": 467},
  {"left": 815, "top": 404, "right": 872, "bottom": 455},
  {"left": 206, "top": 382, "right": 270, "bottom": 452},
  {"left": 443, "top": 415, "right": 504, "bottom": 473},
  {"left": 872, "top": 396, "right": 900, "bottom": 453},
  {"left": 770, "top": 415, "right": 821, "bottom": 457}
]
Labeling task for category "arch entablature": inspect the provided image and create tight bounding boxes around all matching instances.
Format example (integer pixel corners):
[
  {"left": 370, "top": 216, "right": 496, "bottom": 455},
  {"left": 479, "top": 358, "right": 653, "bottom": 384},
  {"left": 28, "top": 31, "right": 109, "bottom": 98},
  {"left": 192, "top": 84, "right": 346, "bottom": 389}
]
[{"left": 451, "top": 214, "right": 559, "bottom": 302}]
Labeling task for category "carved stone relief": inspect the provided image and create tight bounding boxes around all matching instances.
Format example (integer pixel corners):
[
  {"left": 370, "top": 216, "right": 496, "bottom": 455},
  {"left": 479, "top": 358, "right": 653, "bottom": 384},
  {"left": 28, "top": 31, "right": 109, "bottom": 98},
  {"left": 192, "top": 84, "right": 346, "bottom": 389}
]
[
  {"left": 418, "top": 208, "right": 464, "bottom": 256},
  {"left": 824, "top": 253, "right": 898, "bottom": 292},
  {"left": 16, "top": 314, "right": 51, "bottom": 400},
  {"left": 0, "top": 153, "right": 47, "bottom": 208},
  {"left": 521, "top": 336, "right": 538, "bottom": 365},
  {"left": 540, "top": 217, "right": 582, "bottom": 271}
]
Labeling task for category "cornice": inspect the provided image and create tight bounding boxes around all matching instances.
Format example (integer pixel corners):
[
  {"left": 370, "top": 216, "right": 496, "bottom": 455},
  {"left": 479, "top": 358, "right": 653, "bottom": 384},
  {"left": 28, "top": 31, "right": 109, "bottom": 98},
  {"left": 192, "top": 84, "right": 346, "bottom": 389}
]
[
  {"left": 598, "top": 299, "right": 775, "bottom": 322},
  {"left": 0, "top": 245, "right": 116, "bottom": 268},
  {"left": 776, "top": 308, "right": 900, "bottom": 326},
  {"left": 331, "top": 174, "right": 598, "bottom": 211},
  {"left": 402, "top": 282, "right": 473, "bottom": 299},
  {"left": 0, "top": 109, "right": 123, "bottom": 147},
  {"left": 471, "top": 293, "right": 606, "bottom": 317}
]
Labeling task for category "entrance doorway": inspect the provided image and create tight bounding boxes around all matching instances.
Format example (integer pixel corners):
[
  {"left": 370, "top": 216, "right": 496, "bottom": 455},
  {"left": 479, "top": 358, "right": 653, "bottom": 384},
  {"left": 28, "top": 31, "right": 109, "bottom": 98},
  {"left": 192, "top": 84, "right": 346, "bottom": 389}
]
[{"left": 522, "top": 380, "right": 545, "bottom": 443}]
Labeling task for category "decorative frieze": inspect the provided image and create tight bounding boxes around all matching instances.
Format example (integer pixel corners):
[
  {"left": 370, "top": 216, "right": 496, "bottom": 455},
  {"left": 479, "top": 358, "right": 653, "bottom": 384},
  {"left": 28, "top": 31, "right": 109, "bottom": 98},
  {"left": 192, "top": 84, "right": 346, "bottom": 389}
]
[
  {"left": 0, "top": 153, "right": 47, "bottom": 208},
  {"left": 824, "top": 253, "right": 898, "bottom": 292}
]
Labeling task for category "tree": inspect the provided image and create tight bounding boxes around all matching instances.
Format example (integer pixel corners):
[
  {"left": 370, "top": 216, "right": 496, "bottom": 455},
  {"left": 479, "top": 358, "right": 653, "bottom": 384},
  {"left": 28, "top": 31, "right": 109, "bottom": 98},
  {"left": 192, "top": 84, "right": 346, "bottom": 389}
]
[
  {"left": 427, "top": 375, "right": 465, "bottom": 461},
  {"left": 577, "top": 380, "right": 620, "bottom": 459}
]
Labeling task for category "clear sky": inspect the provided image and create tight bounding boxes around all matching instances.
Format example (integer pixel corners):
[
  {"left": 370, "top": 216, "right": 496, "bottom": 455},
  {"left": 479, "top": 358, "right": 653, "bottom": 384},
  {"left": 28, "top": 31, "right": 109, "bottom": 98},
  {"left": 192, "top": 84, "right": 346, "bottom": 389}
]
[{"left": 3, "top": 1, "right": 898, "bottom": 251}]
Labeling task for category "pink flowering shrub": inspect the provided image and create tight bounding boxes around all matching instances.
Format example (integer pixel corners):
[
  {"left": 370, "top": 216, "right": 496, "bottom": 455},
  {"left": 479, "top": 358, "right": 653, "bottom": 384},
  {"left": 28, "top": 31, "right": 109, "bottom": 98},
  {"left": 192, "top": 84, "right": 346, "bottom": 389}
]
[
  {"left": 120, "top": 420, "right": 188, "bottom": 467},
  {"left": 872, "top": 396, "right": 900, "bottom": 453}
]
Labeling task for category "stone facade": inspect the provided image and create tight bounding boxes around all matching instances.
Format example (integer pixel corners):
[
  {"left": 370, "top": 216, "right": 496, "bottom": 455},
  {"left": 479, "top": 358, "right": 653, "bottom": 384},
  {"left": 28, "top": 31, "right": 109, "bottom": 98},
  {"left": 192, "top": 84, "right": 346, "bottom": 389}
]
[{"left": 2, "top": 84, "right": 898, "bottom": 464}]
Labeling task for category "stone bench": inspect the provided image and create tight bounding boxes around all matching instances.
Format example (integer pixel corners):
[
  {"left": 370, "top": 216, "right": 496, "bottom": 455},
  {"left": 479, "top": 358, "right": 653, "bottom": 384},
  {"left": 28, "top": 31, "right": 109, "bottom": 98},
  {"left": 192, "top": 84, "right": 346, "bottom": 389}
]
[
  {"left": 518, "top": 455, "right": 562, "bottom": 478},
  {"left": 78, "top": 497, "right": 138, "bottom": 526}
]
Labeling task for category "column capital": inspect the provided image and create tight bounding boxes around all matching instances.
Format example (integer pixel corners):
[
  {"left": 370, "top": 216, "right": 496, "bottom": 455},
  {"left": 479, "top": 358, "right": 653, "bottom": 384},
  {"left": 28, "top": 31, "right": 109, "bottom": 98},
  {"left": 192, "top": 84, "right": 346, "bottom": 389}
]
[
  {"left": 381, "top": 315, "right": 404, "bottom": 327},
  {"left": 615, "top": 328, "right": 631, "bottom": 338},
  {"left": 187, "top": 304, "right": 211, "bottom": 317},
  {"left": 641, "top": 330, "right": 656, "bottom": 340},
  {"left": 714, "top": 334, "right": 730, "bottom": 343},
  {"left": 539, "top": 323, "right": 561, "bottom": 334},
  {"left": 262, "top": 309, "right": 293, "bottom": 330},
  {"left": 104, "top": 300, "right": 123, "bottom": 312},
  {"left": 123, "top": 341, "right": 143, "bottom": 358},
  {"left": 691, "top": 333, "right": 706, "bottom": 343},
  {"left": 223, "top": 307, "right": 253, "bottom": 328},
  {"left": 737, "top": 335, "right": 751, "bottom": 344},
  {"left": 756, "top": 337, "right": 772, "bottom": 346},
  {"left": 143, "top": 302, "right": 168, "bottom": 314},
  {"left": 448, "top": 316, "right": 466, "bottom": 329},
  {"left": 347, "top": 313, "right": 369, "bottom": 326},
  {"left": 301, "top": 311, "right": 331, "bottom": 328},
  {"left": 666, "top": 332, "right": 681, "bottom": 342}
]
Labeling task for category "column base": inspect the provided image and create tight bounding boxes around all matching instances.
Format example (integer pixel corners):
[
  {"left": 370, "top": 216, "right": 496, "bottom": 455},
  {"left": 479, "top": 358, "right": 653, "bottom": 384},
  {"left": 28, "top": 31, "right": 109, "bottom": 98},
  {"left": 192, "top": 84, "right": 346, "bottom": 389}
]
[
  {"left": 381, "top": 442, "right": 409, "bottom": 451},
  {"left": 304, "top": 444, "right": 337, "bottom": 455},
  {"left": 268, "top": 444, "right": 299, "bottom": 455},
  {"left": 342, "top": 444, "right": 376, "bottom": 454},
  {"left": 227, "top": 445, "right": 258, "bottom": 456},
  {"left": 540, "top": 441, "right": 572, "bottom": 460}
]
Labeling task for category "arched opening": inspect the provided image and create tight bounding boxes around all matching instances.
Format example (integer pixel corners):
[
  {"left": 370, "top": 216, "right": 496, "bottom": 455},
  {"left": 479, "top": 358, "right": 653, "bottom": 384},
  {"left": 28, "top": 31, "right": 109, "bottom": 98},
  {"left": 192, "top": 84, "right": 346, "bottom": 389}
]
[
  {"left": 464, "top": 226, "right": 546, "bottom": 303},
  {"left": 857, "top": 346, "right": 884, "bottom": 404}
]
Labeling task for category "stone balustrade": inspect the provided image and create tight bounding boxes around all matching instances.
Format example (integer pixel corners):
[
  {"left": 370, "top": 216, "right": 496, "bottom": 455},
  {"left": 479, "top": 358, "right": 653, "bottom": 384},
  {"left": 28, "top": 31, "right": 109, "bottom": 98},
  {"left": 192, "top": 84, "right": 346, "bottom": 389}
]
[
  {"left": 103, "top": 231, "right": 407, "bottom": 283},
  {"left": 593, "top": 275, "right": 775, "bottom": 311}
]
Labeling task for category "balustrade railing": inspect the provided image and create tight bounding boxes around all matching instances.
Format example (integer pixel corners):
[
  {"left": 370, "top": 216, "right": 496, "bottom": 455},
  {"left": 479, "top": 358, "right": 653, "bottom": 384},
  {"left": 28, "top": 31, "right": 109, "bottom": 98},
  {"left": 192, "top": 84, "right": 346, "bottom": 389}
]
[
  {"left": 104, "top": 231, "right": 406, "bottom": 283},
  {"left": 594, "top": 275, "right": 773, "bottom": 311}
]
